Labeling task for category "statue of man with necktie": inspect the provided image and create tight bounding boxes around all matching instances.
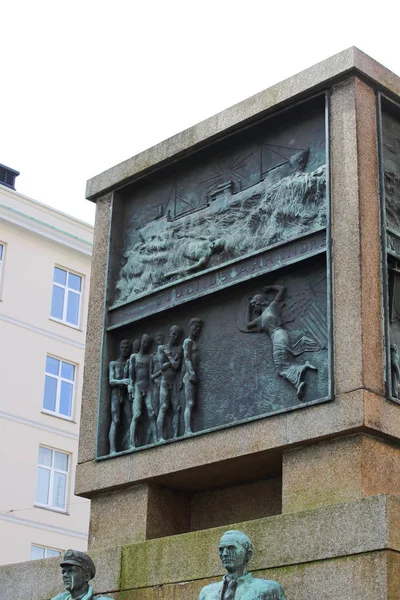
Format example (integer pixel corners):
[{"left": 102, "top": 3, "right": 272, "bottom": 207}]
[{"left": 198, "top": 530, "right": 286, "bottom": 600}]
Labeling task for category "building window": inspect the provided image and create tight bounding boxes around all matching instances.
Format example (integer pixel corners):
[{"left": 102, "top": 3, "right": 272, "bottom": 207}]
[
  {"left": 51, "top": 266, "right": 82, "bottom": 326},
  {"left": 43, "top": 356, "right": 75, "bottom": 419},
  {"left": 35, "top": 446, "right": 69, "bottom": 511},
  {"left": 31, "top": 545, "right": 62, "bottom": 560}
]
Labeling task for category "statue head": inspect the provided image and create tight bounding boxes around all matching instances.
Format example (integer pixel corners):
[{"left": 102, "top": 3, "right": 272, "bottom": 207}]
[
  {"left": 250, "top": 293, "right": 269, "bottom": 316},
  {"left": 141, "top": 334, "right": 153, "bottom": 353},
  {"left": 218, "top": 530, "right": 253, "bottom": 575},
  {"left": 169, "top": 325, "right": 183, "bottom": 345},
  {"left": 132, "top": 338, "right": 141, "bottom": 353},
  {"left": 210, "top": 238, "right": 225, "bottom": 253},
  {"left": 155, "top": 332, "right": 165, "bottom": 346},
  {"left": 188, "top": 317, "right": 203, "bottom": 338},
  {"left": 119, "top": 339, "right": 132, "bottom": 359},
  {"left": 60, "top": 549, "right": 95, "bottom": 596}
]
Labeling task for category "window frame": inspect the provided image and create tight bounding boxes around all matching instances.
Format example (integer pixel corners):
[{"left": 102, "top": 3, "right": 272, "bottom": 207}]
[
  {"left": 30, "top": 544, "right": 62, "bottom": 560},
  {"left": 42, "top": 354, "right": 76, "bottom": 421},
  {"left": 35, "top": 445, "right": 70, "bottom": 513},
  {"left": 50, "top": 265, "right": 83, "bottom": 329}
]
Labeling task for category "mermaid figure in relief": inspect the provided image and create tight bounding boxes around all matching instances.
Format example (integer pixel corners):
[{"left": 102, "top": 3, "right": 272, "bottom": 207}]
[{"left": 246, "top": 285, "right": 318, "bottom": 399}]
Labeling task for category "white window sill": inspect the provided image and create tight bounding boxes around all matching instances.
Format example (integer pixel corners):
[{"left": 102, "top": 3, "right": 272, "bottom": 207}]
[
  {"left": 49, "top": 317, "right": 82, "bottom": 332},
  {"left": 34, "top": 504, "right": 69, "bottom": 516},
  {"left": 41, "top": 410, "right": 76, "bottom": 424}
]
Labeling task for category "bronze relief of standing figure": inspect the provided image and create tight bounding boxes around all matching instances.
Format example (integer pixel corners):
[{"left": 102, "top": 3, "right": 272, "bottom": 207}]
[
  {"left": 181, "top": 318, "right": 203, "bottom": 436},
  {"left": 128, "top": 334, "right": 157, "bottom": 448},
  {"left": 156, "top": 325, "right": 184, "bottom": 441},
  {"left": 247, "top": 285, "right": 318, "bottom": 399},
  {"left": 151, "top": 331, "right": 165, "bottom": 415},
  {"left": 108, "top": 339, "right": 132, "bottom": 455}
]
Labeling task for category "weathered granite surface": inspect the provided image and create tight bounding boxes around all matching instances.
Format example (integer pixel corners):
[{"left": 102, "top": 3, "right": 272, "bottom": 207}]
[{"left": 2, "top": 496, "right": 400, "bottom": 600}]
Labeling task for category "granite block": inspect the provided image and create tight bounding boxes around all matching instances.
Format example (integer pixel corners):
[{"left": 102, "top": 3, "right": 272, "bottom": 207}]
[
  {"left": 0, "top": 547, "right": 120, "bottom": 600},
  {"left": 283, "top": 435, "right": 400, "bottom": 513},
  {"left": 76, "top": 389, "right": 400, "bottom": 498},
  {"left": 88, "top": 485, "right": 149, "bottom": 550},
  {"left": 191, "top": 477, "right": 282, "bottom": 531},
  {"left": 115, "top": 552, "right": 394, "bottom": 600},
  {"left": 89, "top": 545, "right": 122, "bottom": 594},
  {"left": 75, "top": 454, "right": 130, "bottom": 497},
  {"left": 121, "top": 495, "right": 395, "bottom": 589},
  {"left": 286, "top": 390, "right": 364, "bottom": 445},
  {"left": 362, "top": 437, "right": 400, "bottom": 499},
  {"left": 78, "top": 194, "right": 112, "bottom": 465},
  {"left": 355, "top": 78, "right": 384, "bottom": 395},
  {"left": 0, "top": 555, "right": 61, "bottom": 600},
  {"left": 363, "top": 390, "right": 400, "bottom": 439},
  {"left": 146, "top": 485, "right": 191, "bottom": 540},
  {"left": 127, "top": 413, "right": 286, "bottom": 487},
  {"left": 282, "top": 436, "right": 364, "bottom": 513},
  {"left": 387, "top": 550, "right": 400, "bottom": 600},
  {"left": 330, "top": 78, "right": 363, "bottom": 394}
]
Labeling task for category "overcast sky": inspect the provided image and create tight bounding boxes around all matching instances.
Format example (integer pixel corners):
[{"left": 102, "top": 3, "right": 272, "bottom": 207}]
[{"left": 2, "top": 1, "right": 400, "bottom": 225}]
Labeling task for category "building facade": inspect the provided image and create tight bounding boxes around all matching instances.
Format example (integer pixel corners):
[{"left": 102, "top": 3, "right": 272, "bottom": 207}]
[{"left": 0, "top": 170, "right": 93, "bottom": 565}]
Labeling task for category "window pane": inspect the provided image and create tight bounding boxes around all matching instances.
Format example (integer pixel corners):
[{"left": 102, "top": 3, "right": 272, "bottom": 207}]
[
  {"left": 46, "top": 549, "right": 61, "bottom": 558},
  {"left": 52, "top": 472, "right": 67, "bottom": 509},
  {"left": 68, "top": 272, "right": 82, "bottom": 291},
  {"left": 54, "top": 451, "right": 68, "bottom": 472},
  {"left": 38, "top": 447, "right": 53, "bottom": 467},
  {"left": 51, "top": 285, "right": 65, "bottom": 320},
  {"left": 43, "top": 376, "right": 57, "bottom": 412},
  {"left": 46, "top": 356, "right": 59, "bottom": 376},
  {"left": 66, "top": 291, "right": 80, "bottom": 325},
  {"left": 53, "top": 267, "right": 67, "bottom": 285},
  {"left": 31, "top": 546, "right": 45, "bottom": 560},
  {"left": 35, "top": 467, "right": 50, "bottom": 504},
  {"left": 59, "top": 381, "right": 73, "bottom": 417},
  {"left": 61, "top": 361, "right": 74, "bottom": 381}
]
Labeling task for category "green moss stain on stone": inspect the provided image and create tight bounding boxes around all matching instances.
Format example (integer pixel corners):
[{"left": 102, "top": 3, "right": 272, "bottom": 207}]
[{"left": 285, "top": 486, "right": 361, "bottom": 513}]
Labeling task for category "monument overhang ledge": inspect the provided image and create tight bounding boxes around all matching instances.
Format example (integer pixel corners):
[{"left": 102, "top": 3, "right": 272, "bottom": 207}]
[{"left": 85, "top": 46, "right": 400, "bottom": 202}]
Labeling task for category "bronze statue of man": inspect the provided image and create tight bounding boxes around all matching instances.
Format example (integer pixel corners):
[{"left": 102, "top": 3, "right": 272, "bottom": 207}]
[
  {"left": 108, "top": 339, "right": 132, "bottom": 454},
  {"left": 52, "top": 549, "right": 110, "bottom": 600},
  {"left": 198, "top": 530, "right": 286, "bottom": 600}
]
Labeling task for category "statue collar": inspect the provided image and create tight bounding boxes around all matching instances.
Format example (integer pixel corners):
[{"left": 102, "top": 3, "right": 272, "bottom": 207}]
[
  {"left": 223, "top": 573, "right": 252, "bottom": 584},
  {"left": 65, "top": 586, "right": 94, "bottom": 600}
]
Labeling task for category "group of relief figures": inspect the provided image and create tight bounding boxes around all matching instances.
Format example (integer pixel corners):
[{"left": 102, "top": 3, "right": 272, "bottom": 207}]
[
  {"left": 108, "top": 284, "right": 321, "bottom": 454},
  {"left": 109, "top": 318, "right": 203, "bottom": 454}
]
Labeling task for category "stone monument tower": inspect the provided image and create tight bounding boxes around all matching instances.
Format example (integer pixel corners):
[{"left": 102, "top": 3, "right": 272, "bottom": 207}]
[
  {"left": 77, "top": 47, "right": 400, "bottom": 599},
  {"left": 4, "top": 47, "right": 400, "bottom": 600}
]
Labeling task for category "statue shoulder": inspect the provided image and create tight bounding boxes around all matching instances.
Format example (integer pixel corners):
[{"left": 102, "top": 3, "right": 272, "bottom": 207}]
[
  {"left": 250, "top": 576, "right": 286, "bottom": 599},
  {"left": 199, "top": 580, "right": 223, "bottom": 600},
  {"left": 51, "top": 593, "right": 69, "bottom": 600}
]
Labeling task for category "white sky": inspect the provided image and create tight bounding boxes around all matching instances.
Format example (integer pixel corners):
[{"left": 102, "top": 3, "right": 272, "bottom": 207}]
[{"left": 2, "top": 1, "right": 400, "bottom": 225}]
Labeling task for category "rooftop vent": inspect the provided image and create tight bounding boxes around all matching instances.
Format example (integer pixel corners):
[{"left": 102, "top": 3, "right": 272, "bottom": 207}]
[{"left": 0, "top": 164, "right": 20, "bottom": 190}]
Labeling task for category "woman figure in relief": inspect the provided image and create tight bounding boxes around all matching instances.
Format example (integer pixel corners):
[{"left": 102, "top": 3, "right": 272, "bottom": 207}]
[{"left": 246, "top": 284, "right": 318, "bottom": 399}]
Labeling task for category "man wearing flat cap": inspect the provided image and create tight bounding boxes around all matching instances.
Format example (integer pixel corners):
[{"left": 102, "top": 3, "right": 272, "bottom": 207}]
[
  {"left": 52, "top": 549, "right": 110, "bottom": 600},
  {"left": 198, "top": 530, "right": 286, "bottom": 600}
]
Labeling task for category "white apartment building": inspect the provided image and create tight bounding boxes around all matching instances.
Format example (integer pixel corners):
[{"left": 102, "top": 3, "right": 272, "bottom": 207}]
[{"left": 0, "top": 165, "right": 93, "bottom": 565}]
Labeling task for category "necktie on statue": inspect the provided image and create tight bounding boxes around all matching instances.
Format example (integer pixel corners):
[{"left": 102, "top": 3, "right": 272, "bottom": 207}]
[{"left": 223, "top": 578, "right": 238, "bottom": 600}]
